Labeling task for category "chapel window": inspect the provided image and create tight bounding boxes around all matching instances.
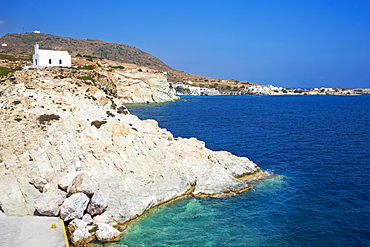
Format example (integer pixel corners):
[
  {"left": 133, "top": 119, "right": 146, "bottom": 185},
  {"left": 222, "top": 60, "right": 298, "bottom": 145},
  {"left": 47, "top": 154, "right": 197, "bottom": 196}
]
[
  {"left": 49, "top": 59, "right": 52, "bottom": 64},
  {"left": 59, "top": 59, "right": 62, "bottom": 64},
  {"left": 35, "top": 59, "right": 38, "bottom": 65}
]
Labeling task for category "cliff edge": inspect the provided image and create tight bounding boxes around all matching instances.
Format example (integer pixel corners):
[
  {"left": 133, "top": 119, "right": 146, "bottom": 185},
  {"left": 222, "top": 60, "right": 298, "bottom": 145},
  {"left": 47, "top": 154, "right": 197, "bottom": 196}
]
[{"left": 0, "top": 66, "right": 268, "bottom": 243}]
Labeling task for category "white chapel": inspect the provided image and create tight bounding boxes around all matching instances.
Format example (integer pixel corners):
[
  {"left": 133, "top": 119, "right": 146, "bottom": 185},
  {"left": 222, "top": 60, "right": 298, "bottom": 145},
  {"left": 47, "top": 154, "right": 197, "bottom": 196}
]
[{"left": 32, "top": 44, "right": 71, "bottom": 67}]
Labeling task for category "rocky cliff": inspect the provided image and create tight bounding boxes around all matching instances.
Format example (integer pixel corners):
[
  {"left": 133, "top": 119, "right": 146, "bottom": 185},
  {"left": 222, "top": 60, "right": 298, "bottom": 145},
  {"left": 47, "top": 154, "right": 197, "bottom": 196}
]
[{"left": 0, "top": 66, "right": 268, "bottom": 243}]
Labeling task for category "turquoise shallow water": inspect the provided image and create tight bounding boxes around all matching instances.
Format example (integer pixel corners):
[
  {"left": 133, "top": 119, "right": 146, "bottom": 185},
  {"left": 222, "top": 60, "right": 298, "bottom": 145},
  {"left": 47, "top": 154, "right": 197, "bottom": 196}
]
[{"left": 118, "top": 95, "right": 370, "bottom": 246}]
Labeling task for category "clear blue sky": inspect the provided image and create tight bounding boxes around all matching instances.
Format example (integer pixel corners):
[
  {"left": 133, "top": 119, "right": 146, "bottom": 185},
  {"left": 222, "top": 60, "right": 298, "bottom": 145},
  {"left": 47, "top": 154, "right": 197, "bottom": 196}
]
[{"left": 1, "top": 0, "right": 369, "bottom": 88}]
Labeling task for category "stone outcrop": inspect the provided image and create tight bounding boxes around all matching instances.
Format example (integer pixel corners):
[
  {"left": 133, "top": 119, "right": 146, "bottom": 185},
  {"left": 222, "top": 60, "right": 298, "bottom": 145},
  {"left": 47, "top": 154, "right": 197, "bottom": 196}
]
[
  {"left": 68, "top": 219, "right": 95, "bottom": 245},
  {"left": 113, "top": 70, "right": 178, "bottom": 103},
  {"left": 60, "top": 193, "right": 90, "bottom": 221},
  {"left": 95, "top": 223, "right": 122, "bottom": 242},
  {"left": 87, "top": 190, "right": 109, "bottom": 216},
  {"left": 67, "top": 172, "right": 95, "bottom": 196},
  {"left": 0, "top": 67, "right": 269, "bottom": 243},
  {"left": 34, "top": 189, "right": 66, "bottom": 216}
]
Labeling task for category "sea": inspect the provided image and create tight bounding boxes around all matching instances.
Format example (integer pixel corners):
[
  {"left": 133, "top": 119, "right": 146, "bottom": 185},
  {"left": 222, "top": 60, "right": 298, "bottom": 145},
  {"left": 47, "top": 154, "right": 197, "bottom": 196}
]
[{"left": 117, "top": 95, "right": 370, "bottom": 246}]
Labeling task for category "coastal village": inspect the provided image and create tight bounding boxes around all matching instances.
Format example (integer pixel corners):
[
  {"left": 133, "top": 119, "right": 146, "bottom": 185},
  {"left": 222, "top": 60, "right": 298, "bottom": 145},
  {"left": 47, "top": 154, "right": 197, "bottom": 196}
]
[
  {"left": 0, "top": 31, "right": 368, "bottom": 246},
  {"left": 169, "top": 80, "right": 369, "bottom": 96}
]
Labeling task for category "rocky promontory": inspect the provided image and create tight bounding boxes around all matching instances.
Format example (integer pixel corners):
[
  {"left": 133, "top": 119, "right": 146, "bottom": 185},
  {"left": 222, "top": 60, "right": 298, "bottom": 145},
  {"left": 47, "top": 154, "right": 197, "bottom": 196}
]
[{"left": 0, "top": 65, "right": 268, "bottom": 244}]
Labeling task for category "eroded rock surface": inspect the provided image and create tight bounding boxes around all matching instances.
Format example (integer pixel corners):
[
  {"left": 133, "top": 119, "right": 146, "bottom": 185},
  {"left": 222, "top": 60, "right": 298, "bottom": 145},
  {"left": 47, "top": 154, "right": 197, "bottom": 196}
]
[
  {"left": 0, "top": 67, "right": 267, "bottom": 225},
  {"left": 34, "top": 189, "right": 66, "bottom": 216},
  {"left": 95, "top": 223, "right": 122, "bottom": 242},
  {"left": 87, "top": 190, "right": 109, "bottom": 216},
  {"left": 68, "top": 219, "right": 95, "bottom": 245},
  {"left": 67, "top": 172, "right": 95, "bottom": 196},
  {"left": 60, "top": 193, "right": 90, "bottom": 221}
]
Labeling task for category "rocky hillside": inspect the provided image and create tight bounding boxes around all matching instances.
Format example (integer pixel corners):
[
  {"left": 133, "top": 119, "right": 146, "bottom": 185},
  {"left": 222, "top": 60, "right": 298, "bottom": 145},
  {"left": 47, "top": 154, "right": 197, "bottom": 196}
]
[
  {"left": 0, "top": 32, "right": 257, "bottom": 88},
  {"left": 0, "top": 33, "right": 201, "bottom": 83},
  {"left": 1, "top": 54, "right": 178, "bottom": 104},
  {"left": 0, "top": 67, "right": 267, "bottom": 214},
  {"left": 0, "top": 33, "right": 170, "bottom": 71},
  {"left": 0, "top": 58, "right": 269, "bottom": 244}
]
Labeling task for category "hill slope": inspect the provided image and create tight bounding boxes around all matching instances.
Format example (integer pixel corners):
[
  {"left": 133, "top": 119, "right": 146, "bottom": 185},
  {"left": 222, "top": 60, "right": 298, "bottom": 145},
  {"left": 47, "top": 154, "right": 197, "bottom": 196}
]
[
  {"left": 0, "top": 32, "right": 171, "bottom": 72},
  {"left": 0, "top": 32, "right": 256, "bottom": 88}
]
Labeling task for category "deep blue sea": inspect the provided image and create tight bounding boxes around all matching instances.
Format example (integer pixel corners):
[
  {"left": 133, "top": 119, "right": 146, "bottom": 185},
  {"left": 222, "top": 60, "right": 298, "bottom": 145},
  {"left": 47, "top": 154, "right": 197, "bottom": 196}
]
[{"left": 119, "top": 95, "right": 370, "bottom": 246}]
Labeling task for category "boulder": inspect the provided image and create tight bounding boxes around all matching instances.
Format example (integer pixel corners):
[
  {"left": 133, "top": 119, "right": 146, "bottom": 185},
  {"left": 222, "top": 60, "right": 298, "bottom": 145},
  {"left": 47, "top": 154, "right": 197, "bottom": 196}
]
[
  {"left": 34, "top": 190, "right": 66, "bottom": 216},
  {"left": 68, "top": 219, "right": 95, "bottom": 245},
  {"left": 67, "top": 173, "right": 95, "bottom": 196},
  {"left": 87, "top": 190, "right": 108, "bottom": 216},
  {"left": 82, "top": 213, "right": 94, "bottom": 225},
  {"left": 93, "top": 212, "right": 117, "bottom": 226},
  {"left": 95, "top": 223, "right": 122, "bottom": 242},
  {"left": 58, "top": 172, "right": 82, "bottom": 191},
  {"left": 60, "top": 193, "right": 90, "bottom": 221},
  {"left": 30, "top": 177, "right": 48, "bottom": 192}
]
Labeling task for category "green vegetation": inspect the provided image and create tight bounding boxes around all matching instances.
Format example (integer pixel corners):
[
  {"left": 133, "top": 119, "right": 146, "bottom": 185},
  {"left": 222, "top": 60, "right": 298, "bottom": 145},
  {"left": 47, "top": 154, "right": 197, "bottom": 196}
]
[
  {"left": 76, "top": 54, "right": 100, "bottom": 61},
  {"left": 98, "top": 47, "right": 110, "bottom": 59},
  {"left": 137, "top": 68, "right": 143, "bottom": 72},
  {"left": 0, "top": 54, "right": 21, "bottom": 61},
  {"left": 81, "top": 65, "right": 94, "bottom": 70},
  {"left": 0, "top": 67, "right": 11, "bottom": 76},
  {"left": 0, "top": 66, "right": 22, "bottom": 76},
  {"left": 79, "top": 76, "right": 95, "bottom": 82},
  {"left": 109, "top": 65, "right": 125, "bottom": 69}
]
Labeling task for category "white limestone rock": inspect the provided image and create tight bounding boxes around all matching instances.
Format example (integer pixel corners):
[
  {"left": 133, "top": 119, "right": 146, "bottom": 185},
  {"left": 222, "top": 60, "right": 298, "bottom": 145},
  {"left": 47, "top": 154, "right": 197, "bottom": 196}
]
[
  {"left": 58, "top": 172, "right": 83, "bottom": 191},
  {"left": 95, "top": 223, "right": 122, "bottom": 242},
  {"left": 60, "top": 193, "right": 90, "bottom": 221},
  {"left": 0, "top": 68, "right": 266, "bottom": 223},
  {"left": 34, "top": 189, "right": 66, "bottom": 216},
  {"left": 68, "top": 219, "right": 95, "bottom": 245},
  {"left": 114, "top": 70, "right": 178, "bottom": 103},
  {"left": 67, "top": 172, "right": 95, "bottom": 196},
  {"left": 93, "top": 212, "right": 117, "bottom": 226},
  {"left": 30, "top": 177, "right": 48, "bottom": 192},
  {"left": 87, "top": 190, "right": 108, "bottom": 216},
  {"left": 82, "top": 213, "right": 94, "bottom": 225}
]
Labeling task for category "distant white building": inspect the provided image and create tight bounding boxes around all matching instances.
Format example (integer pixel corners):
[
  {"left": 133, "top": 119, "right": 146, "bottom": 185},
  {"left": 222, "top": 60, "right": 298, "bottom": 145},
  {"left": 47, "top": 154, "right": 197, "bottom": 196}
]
[
  {"left": 33, "top": 30, "right": 41, "bottom": 33},
  {"left": 32, "top": 44, "right": 71, "bottom": 67}
]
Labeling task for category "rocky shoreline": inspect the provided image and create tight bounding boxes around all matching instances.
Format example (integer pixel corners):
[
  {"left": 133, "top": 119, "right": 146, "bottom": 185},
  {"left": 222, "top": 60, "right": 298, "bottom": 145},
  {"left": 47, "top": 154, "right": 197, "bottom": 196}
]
[{"left": 0, "top": 66, "right": 269, "bottom": 245}]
